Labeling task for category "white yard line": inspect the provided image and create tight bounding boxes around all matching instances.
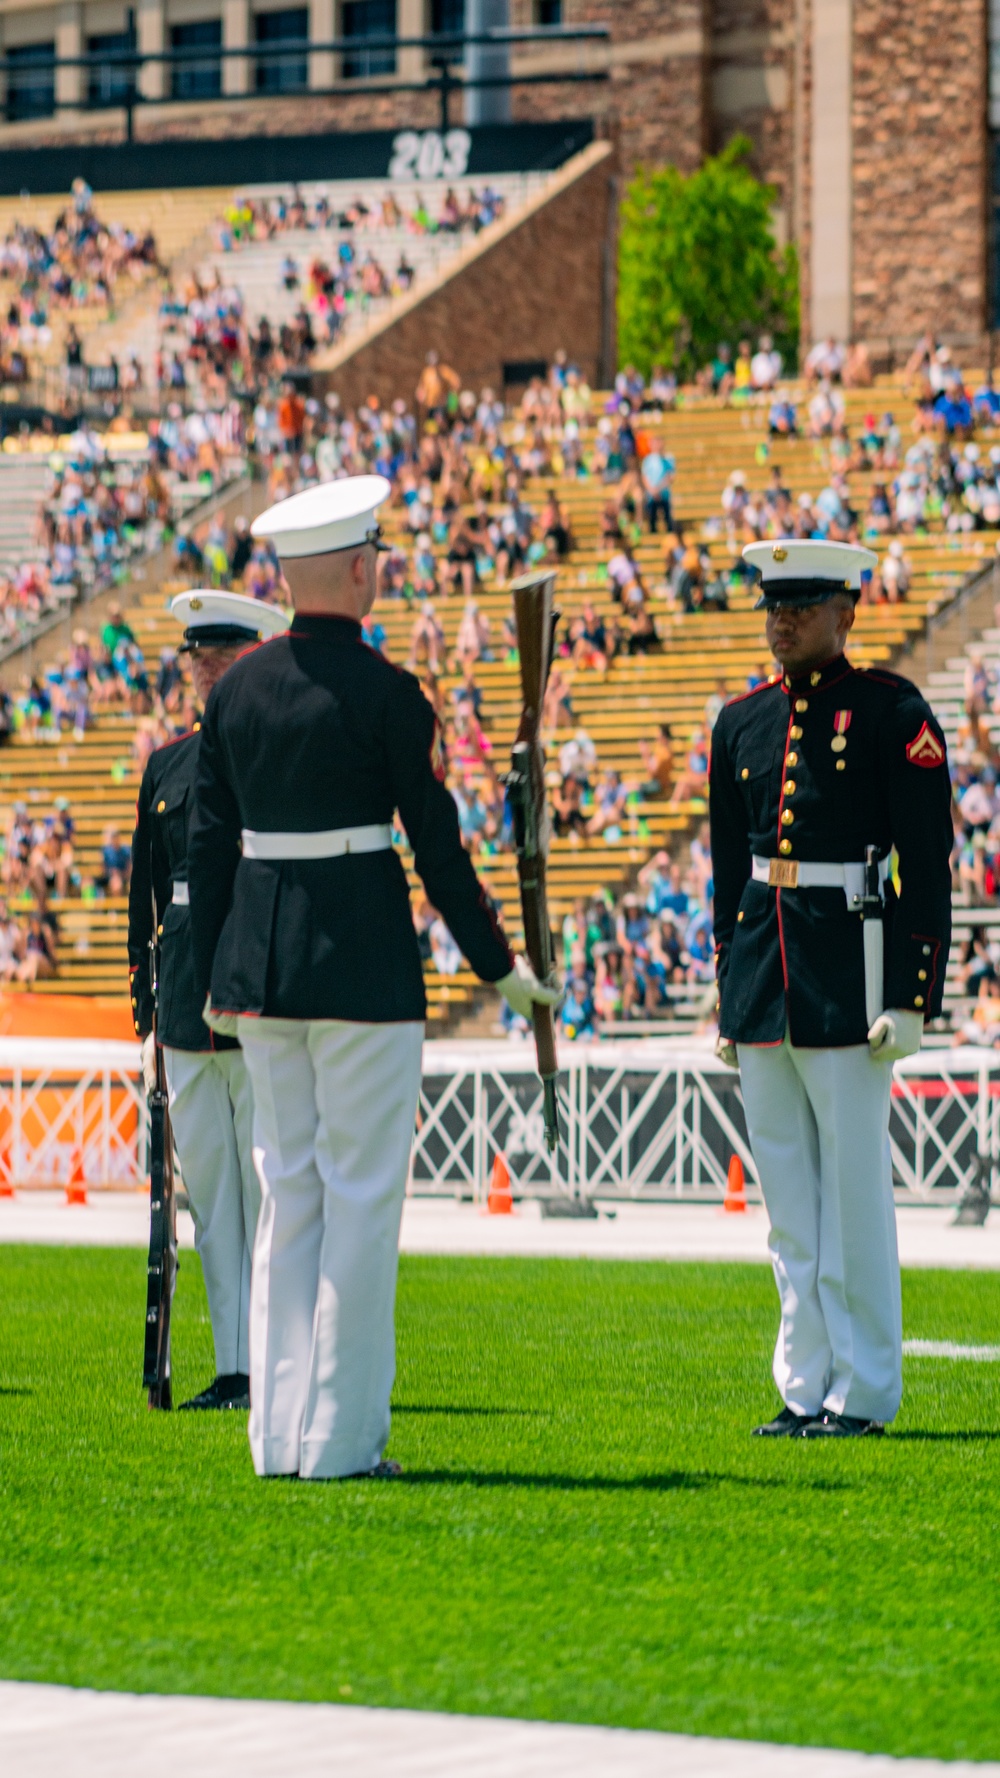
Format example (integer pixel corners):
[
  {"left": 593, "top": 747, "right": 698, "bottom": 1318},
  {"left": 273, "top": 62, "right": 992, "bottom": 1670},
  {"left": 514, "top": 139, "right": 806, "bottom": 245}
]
[
  {"left": 2, "top": 1194, "right": 1000, "bottom": 1271},
  {"left": 0, "top": 1683, "right": 995, "bottom": 1778},
  {"left": 903, "top": 1340, "right": 1000, "bottom": 1361}
]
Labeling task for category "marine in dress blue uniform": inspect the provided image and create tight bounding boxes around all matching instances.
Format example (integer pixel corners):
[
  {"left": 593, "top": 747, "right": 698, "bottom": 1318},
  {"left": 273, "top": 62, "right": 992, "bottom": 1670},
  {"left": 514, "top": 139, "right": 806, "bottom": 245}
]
[
  {"left": 127, "top": 589, "right": 288, "bottom": 1410},
  {"left": 186, "top": 476, "right": 558, "bottom": 1479},
  {"left": 710, "top": 540, "right": 952, "bottom": 1437}
]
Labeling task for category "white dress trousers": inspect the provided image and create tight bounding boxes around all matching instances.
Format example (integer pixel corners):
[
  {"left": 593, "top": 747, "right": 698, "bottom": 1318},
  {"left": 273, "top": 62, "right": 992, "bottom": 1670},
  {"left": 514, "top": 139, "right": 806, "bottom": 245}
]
[
  {"left": 737, "top": 1035, "right": 903, "bottom": 1423},
  {"left": 236, "top": 1016, "right": 424, "bottom": 1480},
  {"left": 163, "top": 1045, "right": 259, "bottom": 1376}
]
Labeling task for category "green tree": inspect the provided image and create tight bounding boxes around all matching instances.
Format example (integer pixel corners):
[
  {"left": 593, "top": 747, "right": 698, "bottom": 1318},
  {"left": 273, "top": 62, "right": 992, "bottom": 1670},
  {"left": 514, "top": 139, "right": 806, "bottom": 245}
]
[{"left": 617, "top": 136, "right": 799, "bottom": 379}]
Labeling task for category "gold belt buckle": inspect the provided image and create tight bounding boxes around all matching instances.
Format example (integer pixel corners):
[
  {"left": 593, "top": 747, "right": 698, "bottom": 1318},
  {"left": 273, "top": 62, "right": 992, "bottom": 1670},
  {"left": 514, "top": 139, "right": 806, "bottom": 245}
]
[{"left": 768, "top": 857, "right": 799, "bottom": 888}]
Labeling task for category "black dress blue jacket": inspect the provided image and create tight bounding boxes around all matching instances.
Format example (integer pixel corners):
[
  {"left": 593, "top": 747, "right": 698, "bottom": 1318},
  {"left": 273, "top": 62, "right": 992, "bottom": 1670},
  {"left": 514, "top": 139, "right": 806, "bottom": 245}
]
[
  {"left": 709, "top": 654, "right": 953, "bottom": 1047},
  {"left": 128, "top": 729, "right": 239, "bottom": 1052},
  {"left": 187, "top": 612, "right": 513, "bottom": 1022}
]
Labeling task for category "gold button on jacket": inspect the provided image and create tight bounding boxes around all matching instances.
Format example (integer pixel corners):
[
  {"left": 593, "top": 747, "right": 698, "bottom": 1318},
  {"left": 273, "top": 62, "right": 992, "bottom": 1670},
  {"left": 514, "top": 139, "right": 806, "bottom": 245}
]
[{"left": 709, "top": 652, "right": 952, "bottom": 1046}]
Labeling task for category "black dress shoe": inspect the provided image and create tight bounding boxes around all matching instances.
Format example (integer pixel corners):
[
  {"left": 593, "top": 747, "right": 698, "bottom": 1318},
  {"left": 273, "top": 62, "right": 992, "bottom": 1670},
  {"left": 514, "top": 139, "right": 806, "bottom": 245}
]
[
  {"left": 798, "top": 1411, "right": 884, "bottom": 1439},
  {"left": 217, "top": 1372, "right": 250, "bottom": 1409},
  {"left": 178, "top": 1372, "right": 250, "bottom": 1412},
  {"left": 752, "top": 1405, "right": 810, "bottom": 1437}
]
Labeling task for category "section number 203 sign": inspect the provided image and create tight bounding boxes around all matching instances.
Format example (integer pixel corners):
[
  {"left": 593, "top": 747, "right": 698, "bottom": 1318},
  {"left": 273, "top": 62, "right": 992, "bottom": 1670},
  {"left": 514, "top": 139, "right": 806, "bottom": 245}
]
[{"left": 388, "top": 129, "right": 473, "bottom": 181}]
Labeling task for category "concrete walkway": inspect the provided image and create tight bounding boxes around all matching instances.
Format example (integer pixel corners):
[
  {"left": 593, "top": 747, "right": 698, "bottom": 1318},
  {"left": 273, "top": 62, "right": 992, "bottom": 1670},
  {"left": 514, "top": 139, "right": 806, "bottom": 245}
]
[
  {"left": 1, "top": 1684, "right": 995, "bottom": 1778},
  {"left": 0, "top": 1193, "right": 998, "bottom": 1270}
]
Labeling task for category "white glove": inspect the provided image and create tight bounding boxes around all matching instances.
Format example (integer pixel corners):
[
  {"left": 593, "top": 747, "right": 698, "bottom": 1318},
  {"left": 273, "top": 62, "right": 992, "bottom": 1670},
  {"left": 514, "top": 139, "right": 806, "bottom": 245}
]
[
  {"left": 715, "top": 1034, "right": 739, "bottom": 1070},
  {"left": 867, "top": 1008, "right": 924, "bottom": 1063},
  {"left": 495, "top": 955, "right": 563, "bottom": 1021},
  {"left": 203, "top": 993, "right": 240, "bottom": 1039},
  {"left": 140, "top": 1032, "right": 158, "bottom": 1096}
]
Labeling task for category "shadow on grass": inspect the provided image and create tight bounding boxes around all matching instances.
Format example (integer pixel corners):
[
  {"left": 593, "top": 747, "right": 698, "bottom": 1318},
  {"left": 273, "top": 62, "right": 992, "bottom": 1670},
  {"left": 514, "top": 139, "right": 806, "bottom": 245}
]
[
  {"left": 396, "top": 1467, "right": 848, "bottom": 1494},
  {"left": 393, "top": 1404, "right": 547, "bottom": 1418},
  {"left": 0, "top": 1386, "right": 31, "bottom": 1397}
]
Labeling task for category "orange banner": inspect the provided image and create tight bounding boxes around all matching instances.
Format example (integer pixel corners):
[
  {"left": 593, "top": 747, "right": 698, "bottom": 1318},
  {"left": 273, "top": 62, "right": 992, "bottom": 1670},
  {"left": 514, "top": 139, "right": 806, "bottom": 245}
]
[{"left": 0, "top": 993, "right": 135, "bottom": 1042}]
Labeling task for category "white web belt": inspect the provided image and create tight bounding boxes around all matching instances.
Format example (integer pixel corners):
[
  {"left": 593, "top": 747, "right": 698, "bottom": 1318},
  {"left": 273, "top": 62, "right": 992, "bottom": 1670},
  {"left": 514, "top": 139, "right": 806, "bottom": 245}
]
[
  {"left": 241, "top": 823, "right": 393, "bottom": 861},
  {"left": 751, "top": 855, "right": 890, "bottom": 899}
]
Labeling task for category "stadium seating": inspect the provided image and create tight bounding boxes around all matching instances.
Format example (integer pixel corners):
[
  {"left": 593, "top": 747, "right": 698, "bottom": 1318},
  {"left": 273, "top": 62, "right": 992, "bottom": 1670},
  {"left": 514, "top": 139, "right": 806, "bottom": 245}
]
[
  {"left": 0, "top": 187, "right": 233, "bottom": 387},
  {"left": 87, "top": 172, "right": 555, "bottom": 390},
  {"left": 0, "top": 372, "right": 989, "bottom": 1032}
]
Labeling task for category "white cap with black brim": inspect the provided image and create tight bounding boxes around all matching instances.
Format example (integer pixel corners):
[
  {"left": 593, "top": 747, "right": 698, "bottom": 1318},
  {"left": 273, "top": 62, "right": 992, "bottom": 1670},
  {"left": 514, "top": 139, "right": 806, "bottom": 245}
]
[
  {"left": 250, "top": 474, "right": 392, "bottom": 560},
  {"left": 743, "top": 539, "right": 879, "bottom": 611},
  {"left": 169, "top": 589, "right": 290, "bottom": 652}
]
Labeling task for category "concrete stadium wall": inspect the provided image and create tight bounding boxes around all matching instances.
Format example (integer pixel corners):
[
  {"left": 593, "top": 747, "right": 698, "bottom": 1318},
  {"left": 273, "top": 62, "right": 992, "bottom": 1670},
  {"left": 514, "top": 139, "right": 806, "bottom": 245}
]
[
  {"left": 0, "top": 0, "right": 988, "bottom": 350},
  {"left": 314, "top": 143, "right": 615, "bottom": 409}
]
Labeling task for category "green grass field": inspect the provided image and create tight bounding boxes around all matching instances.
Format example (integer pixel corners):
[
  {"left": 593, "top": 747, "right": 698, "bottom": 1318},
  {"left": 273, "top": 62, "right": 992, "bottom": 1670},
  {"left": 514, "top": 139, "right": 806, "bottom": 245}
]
[{"left": 0, "top": 1246, "right": 998, "bottom": 1761}]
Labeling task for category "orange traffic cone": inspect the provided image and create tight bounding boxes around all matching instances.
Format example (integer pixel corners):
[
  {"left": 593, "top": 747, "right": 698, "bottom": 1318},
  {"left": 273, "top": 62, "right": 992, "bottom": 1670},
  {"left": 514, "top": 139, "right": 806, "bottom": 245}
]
[
  {"left": 487, "top": 1152, "right": 514, "bottom": 1215},
  {"left": 723, "top": 1153, "right": 747, "bottom": 1214},
  {"left": 0, "top": 1139, "right": 13, "bottom": 1199},
  {"left": 65, "top": 1147, "right": 88, "bottom": 1206}
]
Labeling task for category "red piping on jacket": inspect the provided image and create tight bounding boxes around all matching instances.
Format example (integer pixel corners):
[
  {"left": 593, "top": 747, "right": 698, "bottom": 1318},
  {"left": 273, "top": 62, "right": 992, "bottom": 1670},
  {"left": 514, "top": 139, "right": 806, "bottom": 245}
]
[{"left": 774, "top": 698, "right": 797, "bottom": 999}]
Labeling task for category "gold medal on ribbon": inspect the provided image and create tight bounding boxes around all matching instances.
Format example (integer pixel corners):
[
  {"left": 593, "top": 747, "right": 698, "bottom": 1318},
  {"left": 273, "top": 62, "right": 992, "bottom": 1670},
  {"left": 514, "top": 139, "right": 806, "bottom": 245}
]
[{"left": 831, "top": 710, "right": 851, "bottom": 755}]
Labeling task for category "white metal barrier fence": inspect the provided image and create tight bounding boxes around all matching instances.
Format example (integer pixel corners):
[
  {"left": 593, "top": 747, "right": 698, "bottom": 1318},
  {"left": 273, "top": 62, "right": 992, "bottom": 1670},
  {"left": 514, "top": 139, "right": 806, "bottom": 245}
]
[
  {"left": 0, "top": 1039, "right": 146, "bottom": 1191},
  {"left": 0, "top": 1036, "right": 995, "bottom": 1204},
  {"left": 412, "top": 1041, "right": 1000, "bottom": 1205}
]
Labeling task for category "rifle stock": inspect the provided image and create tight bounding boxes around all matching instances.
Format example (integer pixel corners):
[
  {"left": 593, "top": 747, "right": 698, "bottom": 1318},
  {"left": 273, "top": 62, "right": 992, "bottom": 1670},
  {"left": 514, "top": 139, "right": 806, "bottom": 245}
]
[
  {"left": 142, "top": 900, "right": 176, "bottom": 1410},
  {"left": 508, "top": 571, "right": 561, "bottom": 1150}
]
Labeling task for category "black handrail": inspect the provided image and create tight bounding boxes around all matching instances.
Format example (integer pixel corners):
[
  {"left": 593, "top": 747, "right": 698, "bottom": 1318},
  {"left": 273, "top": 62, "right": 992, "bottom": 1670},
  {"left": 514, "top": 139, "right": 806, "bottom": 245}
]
[{"left": 0, "top": 16, "right": 611, "bottom": 141}]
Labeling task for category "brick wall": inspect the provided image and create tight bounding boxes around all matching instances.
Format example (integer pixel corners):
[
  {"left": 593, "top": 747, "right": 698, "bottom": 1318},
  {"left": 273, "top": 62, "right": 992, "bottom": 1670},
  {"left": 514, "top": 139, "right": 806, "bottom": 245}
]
[
  {"left": 314, "top": 147, "right": 614, "bottom": 410},
  {"left": 709, "top": 0, "right": 795, "bottom": 207},
  {"left": 0, "top": 0, "right": 711, "bottom": 174},
  {"left": 0, "top": 0, "right": 989, "bottom": 348},
  {"left": 852, "top": 0, "right": 988, "bottom": 343},
  {"left": 508, "top": 0, "right": 710, "bottom": 173},
  {"left": 0, "top": 89, "right": 444, "bottom": 150}
]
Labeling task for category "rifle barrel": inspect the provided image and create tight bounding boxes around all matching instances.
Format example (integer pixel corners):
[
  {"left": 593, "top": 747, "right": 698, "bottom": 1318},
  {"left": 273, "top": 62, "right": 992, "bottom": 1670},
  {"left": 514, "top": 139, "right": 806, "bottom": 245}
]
[{"left": 509, "top": 572, "right": 562, "bottom": 1153}]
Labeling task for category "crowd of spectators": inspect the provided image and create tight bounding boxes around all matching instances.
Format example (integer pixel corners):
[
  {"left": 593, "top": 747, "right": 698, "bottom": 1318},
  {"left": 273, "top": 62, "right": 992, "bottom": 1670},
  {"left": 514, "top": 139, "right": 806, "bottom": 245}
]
[
  {"left": 905, "top": 633, "right": 1000, "bottom": 1045},
  {"left": 1, "top": 178, "right": 159, "bottom": 386},
  {"left": 0, "top": 799, "right": 72, "bottom": 980},
  {"left": 0, "top": 400, "right": 247, "bottom": 661},
  {"left": 213, "top": 183, "right": 506, "bottom": 253},
  {"left": 154, "top": 249, "right": 405, "bottom": 401},
  {"left": 509, "top": 831, "right": 716, "bottom": 1040},
  {"left": 145, "top": 182, "right": 511, "bottom": 405},
  {"left": 719, "top": 433, "right": 1000, "bottom": 544},
  {"left": 8, "top": 261, "right": 1000, "bottom": 1035},
  {"left": 0, "top": 593, "right": 197, "bottom": 763},
  {"left": 0, "top": 779, "right": 139, "bottom": 982}
]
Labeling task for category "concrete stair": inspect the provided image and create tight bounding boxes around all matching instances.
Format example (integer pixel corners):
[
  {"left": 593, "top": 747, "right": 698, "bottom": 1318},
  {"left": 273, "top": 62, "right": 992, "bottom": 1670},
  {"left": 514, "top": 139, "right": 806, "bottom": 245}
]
[
  {"left": 104, "top": 172, "right": 550, "bottom": 386},
  {"left": 0, "top": 457, "right": 49, "bottom": 577}
]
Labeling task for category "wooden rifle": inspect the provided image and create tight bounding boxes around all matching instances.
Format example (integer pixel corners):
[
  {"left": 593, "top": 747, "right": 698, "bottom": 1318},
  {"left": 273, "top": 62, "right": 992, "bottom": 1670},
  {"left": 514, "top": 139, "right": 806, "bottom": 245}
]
[
  {"left": 142, "top": 884, "right": 177, "bottom": 1409},
  {"left": 505, "top": 571, "right": 561, "bottom": 1150}
]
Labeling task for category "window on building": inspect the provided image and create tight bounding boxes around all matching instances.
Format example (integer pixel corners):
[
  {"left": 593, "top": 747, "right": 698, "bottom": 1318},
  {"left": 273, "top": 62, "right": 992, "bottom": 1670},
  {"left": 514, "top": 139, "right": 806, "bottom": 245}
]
[
  {"left": 6, "top": 42, "right": 55, "bottom": 121},
  {"left": 255, "top": 8, "right": 308, "bottom": 93},
  {"left": 86, "top": 32, "right": 133, "bottom": 108},
  {"left": 342, "top": 0, "right": 396, "bottom": 79},
  {"left": 536, "top": 0, "right": 562, "bottom": 23},
  {"left": 430, "top": 0, "right": 464, "bottom": 65},
  {"left": 170, "top": 20, "right": 222, "bottom": 100}
]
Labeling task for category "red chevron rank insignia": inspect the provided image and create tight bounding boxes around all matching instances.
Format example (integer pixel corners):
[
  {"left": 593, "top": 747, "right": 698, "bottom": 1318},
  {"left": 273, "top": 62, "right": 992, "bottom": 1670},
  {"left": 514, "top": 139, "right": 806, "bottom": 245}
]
[{"left": 905, "top": 721, "right": 945, "bottom": 767}]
